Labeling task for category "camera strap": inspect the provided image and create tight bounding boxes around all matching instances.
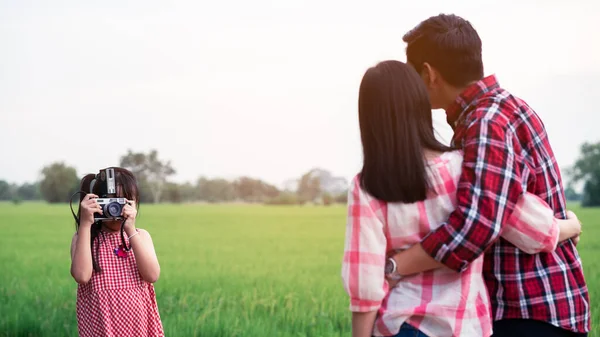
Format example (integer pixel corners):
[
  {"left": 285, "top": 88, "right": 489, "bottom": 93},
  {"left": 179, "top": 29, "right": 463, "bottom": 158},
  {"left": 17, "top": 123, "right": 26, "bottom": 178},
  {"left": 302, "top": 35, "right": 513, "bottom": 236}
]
[
  {"left": 70, "top": 191, "right": 88, "bottom": 228},
  {"left": 120, "top": 219, "right": 132, "bottom": 252}
]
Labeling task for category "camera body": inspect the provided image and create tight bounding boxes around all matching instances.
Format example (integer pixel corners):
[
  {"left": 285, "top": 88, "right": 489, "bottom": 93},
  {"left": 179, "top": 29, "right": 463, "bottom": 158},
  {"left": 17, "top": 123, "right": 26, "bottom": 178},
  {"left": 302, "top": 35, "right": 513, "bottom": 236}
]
[
  {"left": 94, "top": 197, "right": 127, "bottom": 221},
  {"left": 91, "top": 168, "right": 125, "bottom": 221}
]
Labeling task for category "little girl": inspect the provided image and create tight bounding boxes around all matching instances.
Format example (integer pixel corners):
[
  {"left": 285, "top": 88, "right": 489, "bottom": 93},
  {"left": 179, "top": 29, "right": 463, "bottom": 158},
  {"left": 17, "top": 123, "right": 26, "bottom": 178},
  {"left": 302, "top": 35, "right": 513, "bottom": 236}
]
[{"left": 70, "top": 167, "right": 164, "bottom": 337}]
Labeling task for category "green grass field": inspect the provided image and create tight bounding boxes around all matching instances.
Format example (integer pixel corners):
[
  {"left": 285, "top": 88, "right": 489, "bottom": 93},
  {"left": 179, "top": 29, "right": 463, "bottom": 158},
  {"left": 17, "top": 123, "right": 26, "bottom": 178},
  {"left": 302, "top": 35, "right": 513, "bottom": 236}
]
[{"left": 0, "top": 202, "right": 598, "bottom": 337}]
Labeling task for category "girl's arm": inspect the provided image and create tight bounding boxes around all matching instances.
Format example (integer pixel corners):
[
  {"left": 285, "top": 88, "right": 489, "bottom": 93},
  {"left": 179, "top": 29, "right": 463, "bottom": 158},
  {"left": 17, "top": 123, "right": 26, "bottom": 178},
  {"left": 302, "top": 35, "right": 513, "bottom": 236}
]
[
  {"left": 70, "top": 225, "right": 94, "bottom": 284},
  {"left": 122, "top": 199, "right": 160, "bottom": 283},
  {"left": 70, "top": 194, "right": 101, "bottom": 284},
  {"left": 126, "top": 227, "right": 161, "bottom": 283}
]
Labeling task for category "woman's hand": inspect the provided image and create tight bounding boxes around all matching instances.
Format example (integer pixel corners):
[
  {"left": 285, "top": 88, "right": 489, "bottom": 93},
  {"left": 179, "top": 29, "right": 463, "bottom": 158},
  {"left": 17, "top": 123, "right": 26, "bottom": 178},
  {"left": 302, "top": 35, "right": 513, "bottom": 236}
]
[
  {"left": 386, "top": 276, "right": 401, "bottom": 289},
  {"left": 566, "top": 210, "right": 582, "bottom": 246},
  {"left": 80, "top": 194, "right": 101, "bottom": 226},
  {"left": 122, "top": 199, "right": 137, "bottom": 234},
  {"left": 558, "top": 210, "right": 581, "bottom": 242}
]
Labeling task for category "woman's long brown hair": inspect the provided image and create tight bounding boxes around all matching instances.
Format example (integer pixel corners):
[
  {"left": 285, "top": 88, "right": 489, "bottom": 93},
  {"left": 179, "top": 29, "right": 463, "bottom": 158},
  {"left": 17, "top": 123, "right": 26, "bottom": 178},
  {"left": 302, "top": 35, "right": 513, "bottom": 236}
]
[{"left": 358, "top": 60, "right": 454, "bottom": 203}]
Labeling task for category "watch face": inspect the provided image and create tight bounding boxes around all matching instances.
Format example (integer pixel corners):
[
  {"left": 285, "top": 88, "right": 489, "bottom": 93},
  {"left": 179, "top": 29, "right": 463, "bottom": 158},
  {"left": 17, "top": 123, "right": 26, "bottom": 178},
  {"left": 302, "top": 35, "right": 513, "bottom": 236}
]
[{"left": 384, "top": 259, "right": 393, "bottom": 275}]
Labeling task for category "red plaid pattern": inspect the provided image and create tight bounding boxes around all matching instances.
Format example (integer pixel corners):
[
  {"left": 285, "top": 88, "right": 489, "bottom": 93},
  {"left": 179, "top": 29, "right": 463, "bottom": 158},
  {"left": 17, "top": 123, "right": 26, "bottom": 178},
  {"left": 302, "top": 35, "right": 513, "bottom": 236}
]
[
  {"left": 341, "top": 151, "right": 561, "bottom": 337},
  {"left": 76, "top": 230, "right": 164, "bottom": 337},
  {"left": 421, "top": 75, "right": 590, "bottom": 333}
]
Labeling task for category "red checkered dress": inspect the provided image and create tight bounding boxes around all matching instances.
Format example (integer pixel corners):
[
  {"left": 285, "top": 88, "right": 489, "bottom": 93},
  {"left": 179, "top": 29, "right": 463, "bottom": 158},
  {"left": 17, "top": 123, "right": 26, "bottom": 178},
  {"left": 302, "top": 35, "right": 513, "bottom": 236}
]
[
  {"left": 76, "top": 230, "right": 164, "bottom": 337},
  {"left": 341, "top": 151, "right": 561, "bottom": 337}
]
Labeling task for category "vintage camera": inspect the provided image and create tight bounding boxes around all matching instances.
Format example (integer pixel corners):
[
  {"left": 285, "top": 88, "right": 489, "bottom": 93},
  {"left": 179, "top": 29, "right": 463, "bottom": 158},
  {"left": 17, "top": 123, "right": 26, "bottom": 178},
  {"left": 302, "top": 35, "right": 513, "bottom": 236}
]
[
  {"left": 94, "top": 197, "right": 126, "bottom": 221},
  {"left": 90, "top": 168, "right": 126, "bottom": 221}
]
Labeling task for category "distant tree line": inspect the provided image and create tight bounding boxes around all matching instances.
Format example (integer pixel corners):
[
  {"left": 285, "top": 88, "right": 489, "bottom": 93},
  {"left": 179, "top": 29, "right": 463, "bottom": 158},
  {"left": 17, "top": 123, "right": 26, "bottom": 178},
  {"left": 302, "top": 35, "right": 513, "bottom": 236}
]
[
  {"left": 4, "top": 142, "right": 599, "bottom": 207},
  {"left": 0, "top": 180, "right": 42, "bottom": 203},
  {"left": 1, "top": 149, "right": 348, "bottom": 205},
  {"left": 565, "top": 142, "right": 600, "bottom": 207}
]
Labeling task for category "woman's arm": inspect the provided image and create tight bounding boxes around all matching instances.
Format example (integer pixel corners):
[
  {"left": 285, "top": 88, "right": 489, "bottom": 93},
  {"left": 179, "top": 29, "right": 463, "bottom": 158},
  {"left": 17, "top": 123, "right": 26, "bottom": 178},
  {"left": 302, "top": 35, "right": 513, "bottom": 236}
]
[
  {"left": 500, "top": 193, "right": 581, "bottom": 254},
  {"left": 386, "top": 194, "right": 582, "bottom": 286},
  {"left": 341, "top": 177, "right": 388, "bottom": 336},
  {"left": 352, "top": 311, "right": 379, "bottom": 337}
]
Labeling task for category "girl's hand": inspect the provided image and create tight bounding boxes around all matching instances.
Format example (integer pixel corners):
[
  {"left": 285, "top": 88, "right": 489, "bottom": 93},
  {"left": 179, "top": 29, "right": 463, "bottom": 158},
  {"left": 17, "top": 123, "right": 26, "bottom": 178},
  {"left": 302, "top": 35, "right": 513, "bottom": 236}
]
[
  {"left": 80, "top": 194, "right": 101, "bottom": 226},
  {"left": 122, "top": 199, "right": 137, "bottom": 233}
]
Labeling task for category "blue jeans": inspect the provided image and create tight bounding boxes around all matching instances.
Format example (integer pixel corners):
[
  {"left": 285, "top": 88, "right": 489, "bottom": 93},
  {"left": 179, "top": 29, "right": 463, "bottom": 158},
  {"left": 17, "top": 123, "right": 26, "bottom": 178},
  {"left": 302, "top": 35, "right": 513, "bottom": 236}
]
[{"left": 392, "top": 323, "right": 429, "bottom": 337}]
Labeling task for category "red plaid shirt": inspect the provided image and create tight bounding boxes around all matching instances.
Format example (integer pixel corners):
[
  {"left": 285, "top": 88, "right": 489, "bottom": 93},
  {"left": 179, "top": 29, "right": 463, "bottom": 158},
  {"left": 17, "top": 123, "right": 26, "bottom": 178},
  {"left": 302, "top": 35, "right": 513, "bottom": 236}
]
[{"left": 420, "top": 75, "right": 591, "bottom": 333}]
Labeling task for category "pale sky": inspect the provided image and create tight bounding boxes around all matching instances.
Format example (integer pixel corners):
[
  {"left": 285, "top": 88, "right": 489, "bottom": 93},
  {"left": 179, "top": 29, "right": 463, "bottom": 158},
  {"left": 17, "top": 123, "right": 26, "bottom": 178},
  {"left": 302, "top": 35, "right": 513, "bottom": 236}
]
[{"left": 1, "top": 0, "right": 599, "bottom": 187}]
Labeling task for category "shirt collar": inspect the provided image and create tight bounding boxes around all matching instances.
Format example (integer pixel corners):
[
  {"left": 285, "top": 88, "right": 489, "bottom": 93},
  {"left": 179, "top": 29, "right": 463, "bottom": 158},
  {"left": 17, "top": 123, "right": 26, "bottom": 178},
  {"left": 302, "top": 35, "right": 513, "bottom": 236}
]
[{"left": 445, "top": 74, "right": 500, "bottom": 127}]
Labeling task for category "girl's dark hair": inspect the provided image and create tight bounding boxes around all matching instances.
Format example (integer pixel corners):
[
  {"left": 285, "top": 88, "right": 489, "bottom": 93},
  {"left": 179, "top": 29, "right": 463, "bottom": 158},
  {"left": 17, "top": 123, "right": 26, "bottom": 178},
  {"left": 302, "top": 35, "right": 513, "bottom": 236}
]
[
  {"left": 358, "top": 60, "right": 453, "bottom": 203},
  {"left": 75, "top": 167, "right": 140, "bottom": 272}
]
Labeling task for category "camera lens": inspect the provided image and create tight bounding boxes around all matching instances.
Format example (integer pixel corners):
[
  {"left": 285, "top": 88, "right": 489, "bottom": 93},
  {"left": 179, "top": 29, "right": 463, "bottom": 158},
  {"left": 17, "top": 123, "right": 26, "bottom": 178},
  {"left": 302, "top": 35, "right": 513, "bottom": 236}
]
[{"left": 106, "top": 202, "right": 122, "bottom": 217}]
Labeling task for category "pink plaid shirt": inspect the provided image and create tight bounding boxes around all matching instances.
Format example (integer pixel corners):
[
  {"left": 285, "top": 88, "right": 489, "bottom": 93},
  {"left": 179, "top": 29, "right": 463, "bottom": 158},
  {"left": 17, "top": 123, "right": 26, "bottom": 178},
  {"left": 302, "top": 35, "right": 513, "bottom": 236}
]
[{"left": 341, "top": 150, "right": 560, "bottom": 337}]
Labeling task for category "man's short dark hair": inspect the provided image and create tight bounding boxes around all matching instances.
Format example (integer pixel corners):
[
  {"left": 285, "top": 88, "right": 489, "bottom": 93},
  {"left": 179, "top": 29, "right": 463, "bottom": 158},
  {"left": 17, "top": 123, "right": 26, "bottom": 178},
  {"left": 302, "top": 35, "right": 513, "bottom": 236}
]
[{"left": 403, "top": 14, "right": 484, "bottom": 87}]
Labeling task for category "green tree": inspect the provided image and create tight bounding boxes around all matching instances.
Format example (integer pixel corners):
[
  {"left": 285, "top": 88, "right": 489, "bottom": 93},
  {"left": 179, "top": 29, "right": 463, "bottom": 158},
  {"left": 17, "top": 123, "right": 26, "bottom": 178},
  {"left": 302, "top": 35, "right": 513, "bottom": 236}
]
[
  {"left": 265, "top": 192, "right": 299, "bottom": 205},
  {"left": 39, "top": 162, "right": 79, "bottom": 203},
  {"left": 196, "top": 177, "right": 236, "bottom": 203},
  {"left": 568, "top": 142, "right": 600, "bottom": 207},
  {"left": 178, "top": 182, "right": 197, "bottom": 202},
  {"left": 295, "top": 168, "right": 347, "bottom": 204},
  {"left": 120, "top": 149, "right": 176, "bottom": 204},
  {"left": 17, "top": 182, "right": 41, "bottom": 200},
  {"left": 322, "top": 192, "right": 333, "bottom": 206},
  {"left": 581, "top": 179, "right": 600, "bottom": 207},
  {"left": 335, "top": 191, "right": 348, "bottom": 204},
  {"left": 0, "top": 180, "right": 11, "bottom": 201},
  {"left": 233, "top": 177, "right": 280, "bottom": 203},
  {"left": 163, "top": 182, "right": 183, "bottom": 203},
  {"left": 297, "top": 170, "right": 321, "bottom": 203},
  {"left": 564, "top": 185, "right": 582, "bottom": 202}
]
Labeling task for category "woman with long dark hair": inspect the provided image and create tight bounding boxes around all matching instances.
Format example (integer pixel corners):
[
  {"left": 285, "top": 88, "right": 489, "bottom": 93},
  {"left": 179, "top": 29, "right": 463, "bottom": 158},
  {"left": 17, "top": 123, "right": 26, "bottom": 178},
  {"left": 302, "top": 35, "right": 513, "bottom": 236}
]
[{"left": 341, "top": 61, "right": 580, "bottom": 337}]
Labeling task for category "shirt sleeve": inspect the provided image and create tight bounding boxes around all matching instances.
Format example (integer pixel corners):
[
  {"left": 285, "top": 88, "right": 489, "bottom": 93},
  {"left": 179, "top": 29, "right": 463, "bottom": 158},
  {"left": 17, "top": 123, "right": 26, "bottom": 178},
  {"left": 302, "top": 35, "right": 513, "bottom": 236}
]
[
  {"left": 420, "top": 116, "right": 524, "bottom": 272},
  {"left": 501, "top": 192, "right": 560, "bottom": 254},
  {"left": 341, "top": 177, "right": 388, "bottom": 312}
]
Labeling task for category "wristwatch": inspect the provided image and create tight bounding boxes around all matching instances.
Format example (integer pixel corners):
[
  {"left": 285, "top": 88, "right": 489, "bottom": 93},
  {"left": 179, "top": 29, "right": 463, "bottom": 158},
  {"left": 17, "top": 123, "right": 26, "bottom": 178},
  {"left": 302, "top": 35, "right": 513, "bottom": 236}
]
[{"left": 385, "top": 257, "right": 403, "bottom": 281}]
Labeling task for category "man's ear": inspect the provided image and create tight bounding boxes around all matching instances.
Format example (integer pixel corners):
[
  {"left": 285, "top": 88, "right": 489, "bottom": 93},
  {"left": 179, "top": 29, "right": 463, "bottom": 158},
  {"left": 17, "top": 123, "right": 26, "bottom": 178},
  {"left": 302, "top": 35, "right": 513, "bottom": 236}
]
[{"left": 421, "top": 62, "right": 438, "bottom": 88}]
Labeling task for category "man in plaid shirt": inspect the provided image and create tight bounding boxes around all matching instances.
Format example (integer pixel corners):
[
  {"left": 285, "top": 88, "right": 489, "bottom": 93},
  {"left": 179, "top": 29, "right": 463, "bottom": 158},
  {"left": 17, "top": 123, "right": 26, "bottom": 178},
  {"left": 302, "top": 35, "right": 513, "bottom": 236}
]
[{"left": 386, "top": 14, "right": 590, "bottom": 337}]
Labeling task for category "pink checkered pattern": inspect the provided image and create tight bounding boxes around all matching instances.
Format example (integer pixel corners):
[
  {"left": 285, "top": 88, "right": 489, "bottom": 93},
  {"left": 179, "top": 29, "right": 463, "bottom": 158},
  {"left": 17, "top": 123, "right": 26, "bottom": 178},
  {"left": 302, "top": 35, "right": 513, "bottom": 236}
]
[
  {"left": 341, "top": 150, "right": 560, "bottom": 337},
  {"left": 76, "top": 230, "right": 164, "bottom": 337}
]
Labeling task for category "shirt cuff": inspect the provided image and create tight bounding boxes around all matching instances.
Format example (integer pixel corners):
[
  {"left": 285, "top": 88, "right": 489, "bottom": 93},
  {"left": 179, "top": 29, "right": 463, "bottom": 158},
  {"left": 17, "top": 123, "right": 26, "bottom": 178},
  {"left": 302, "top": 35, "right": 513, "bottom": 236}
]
[
  {"left": 421, "top": 229, "right": 469, "bottom": 272},
  {"left": 349, "top": 298, "right": 382, "bottom": 312},
  {"left": 540, "top": 217, "right": 560, "bottom": 252}
]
